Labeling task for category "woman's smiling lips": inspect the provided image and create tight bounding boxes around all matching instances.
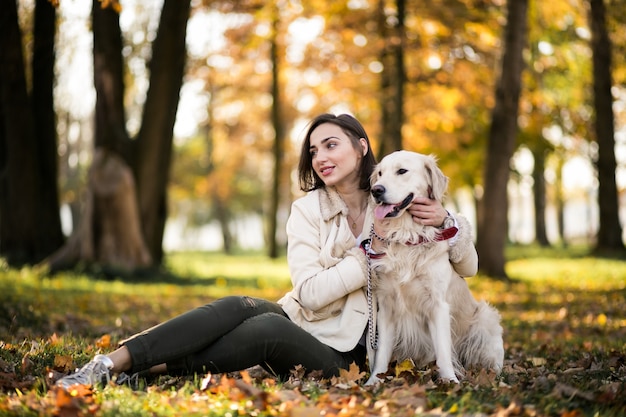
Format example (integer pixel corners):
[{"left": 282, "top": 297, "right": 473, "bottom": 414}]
[{"left": 320, "top": 166, "right": 334, "bottom": 176}]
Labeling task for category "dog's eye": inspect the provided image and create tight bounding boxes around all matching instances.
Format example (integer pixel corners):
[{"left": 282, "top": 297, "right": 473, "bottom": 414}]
[{"left": 397, "top": 168, "right": 408, "bottom": 175}]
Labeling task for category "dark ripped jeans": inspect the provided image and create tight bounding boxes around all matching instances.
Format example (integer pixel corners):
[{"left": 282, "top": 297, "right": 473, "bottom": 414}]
[{"left": 120, "top": 296, "right": 366, "bottom": 379}]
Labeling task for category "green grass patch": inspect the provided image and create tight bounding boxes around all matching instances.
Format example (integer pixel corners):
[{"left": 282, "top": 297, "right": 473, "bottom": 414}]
[{"left": 0, "top": 247, "right": 624, "bottom": 416}]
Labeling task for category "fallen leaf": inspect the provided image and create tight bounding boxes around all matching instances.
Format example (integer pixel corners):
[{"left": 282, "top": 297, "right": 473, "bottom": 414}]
[
  {"left": 95, "top": 334, "right": 111, "bottom": 349},
  {"left": 336, "top": 362, "right": 365, "bottom": 385}
]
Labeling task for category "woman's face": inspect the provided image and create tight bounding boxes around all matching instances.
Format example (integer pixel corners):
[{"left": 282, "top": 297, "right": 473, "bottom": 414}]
[{"left": 309, "top": 123, "right": 367, "bottom": 190}]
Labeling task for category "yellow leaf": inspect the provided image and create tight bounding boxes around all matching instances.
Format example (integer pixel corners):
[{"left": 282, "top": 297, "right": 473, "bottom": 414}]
[
  {"left": 395, "top": 358, "right": 416, "bottom": 377},
  {"left": 597, "top": 314, "right": 607, "bottom": 326},
  {"left": 96, "top": 334, "right": 111, "bottom": 349},
  {"left": 448, "top": 403, "right": 459, "bottom": 413},
  {"left": 530, "top": 357, "right": 547, "bottom": 367}
]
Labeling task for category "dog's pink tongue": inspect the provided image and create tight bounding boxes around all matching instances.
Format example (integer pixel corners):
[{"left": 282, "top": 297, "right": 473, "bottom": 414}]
[{"left": 374, "top": 204, "right": 395, "bottom": 219}]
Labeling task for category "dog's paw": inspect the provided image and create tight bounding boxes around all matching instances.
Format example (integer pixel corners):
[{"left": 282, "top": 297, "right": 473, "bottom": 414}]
[{"left": 438, "top": 375, "right": 460, "bottom": 384}]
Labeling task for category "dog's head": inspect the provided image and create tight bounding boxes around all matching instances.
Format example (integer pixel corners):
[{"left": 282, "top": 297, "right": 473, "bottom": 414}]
[{"left": 370, "top": 151, "right": 448, "bottom": 221}]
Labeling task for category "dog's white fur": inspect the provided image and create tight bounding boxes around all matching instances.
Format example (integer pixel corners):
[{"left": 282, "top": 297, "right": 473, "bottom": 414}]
[{"left": 365, "top": 150, "right": 504, "bottom": 385}]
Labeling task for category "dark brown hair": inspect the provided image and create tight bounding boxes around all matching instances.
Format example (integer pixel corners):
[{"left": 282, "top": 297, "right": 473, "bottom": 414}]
[{"left": 298, "top": 113, "right": 377, "bottom": 192}]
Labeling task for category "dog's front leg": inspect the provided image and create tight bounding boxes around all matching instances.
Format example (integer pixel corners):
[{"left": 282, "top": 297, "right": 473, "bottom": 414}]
[
  {"left": 428, "top": 301, "right": 459, "bottom": 383},
  {"left": 365, "top": 305, "right": 395, "bottom": 386}
]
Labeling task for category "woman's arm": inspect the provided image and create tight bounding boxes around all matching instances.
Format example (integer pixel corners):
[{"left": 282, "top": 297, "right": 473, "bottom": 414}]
[
  {"left": 407, "top": 197, "right": 478, "bottom": 277},
  {"left": 286, "top": 199, "right": 367, "bottom": 312}
]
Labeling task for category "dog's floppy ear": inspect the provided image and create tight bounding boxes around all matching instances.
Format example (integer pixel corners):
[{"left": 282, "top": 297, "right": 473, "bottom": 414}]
[{"left": 425, "top": 155, "right": 448, "bottom": 202}]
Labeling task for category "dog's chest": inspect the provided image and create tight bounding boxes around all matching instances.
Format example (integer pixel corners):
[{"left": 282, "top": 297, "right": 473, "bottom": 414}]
[{"left": 372, "top": 241, "right": 451, "bottom": 313}]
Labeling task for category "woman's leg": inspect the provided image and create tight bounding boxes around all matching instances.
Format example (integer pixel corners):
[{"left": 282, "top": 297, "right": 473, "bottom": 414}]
[
  {"left": 166, "top": 312, "right": 367, "bottom": 379},
  {"left": 120, "top": 296, "right": 285, "bottom": 373}
]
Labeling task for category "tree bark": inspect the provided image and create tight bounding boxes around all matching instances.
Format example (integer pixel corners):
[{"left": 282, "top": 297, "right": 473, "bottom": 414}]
[
  {"left": 0, "top": 0, "right": 40, "bottom": 264},
  {"left": 476, "top": 0, "right": 528, "bottom": 279},
  {"left": 587, "top": 0, "right": 625, "bottom": 254},
  {"left": 377, "top": 0, "right": 405, "bottom": 159},
  {"left": 43, "top": 149, "right": 151, "bottom": 272},
  {"left": 268, "top": 5, "right": 284, "bottom": 259},
  {"left": 92, "top": 0, "right": 131, "bottom": 158},
  {"left": 531, "top": 147, "right": 549, "bottom": 246},
  {"left": 33, "top": 0, "right": 64, "bottom": 255},
  {"left": 134, "top": 0, "right": 191, "bottom": 263}
]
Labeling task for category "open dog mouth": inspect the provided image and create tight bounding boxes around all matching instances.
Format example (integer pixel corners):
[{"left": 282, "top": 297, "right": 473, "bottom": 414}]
[{"left": 374, "top": 193, "right": 414, "bottom": 219}]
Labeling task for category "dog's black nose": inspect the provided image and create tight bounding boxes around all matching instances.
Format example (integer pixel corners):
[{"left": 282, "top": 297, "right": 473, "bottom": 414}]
[{"left": 371, "top": 185, "right": 385, "bottom": 199}]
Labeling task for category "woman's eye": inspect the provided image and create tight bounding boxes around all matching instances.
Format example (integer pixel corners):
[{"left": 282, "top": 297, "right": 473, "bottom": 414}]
[{"left": 397, "top": 168, "right": 408, "bottom": 175}]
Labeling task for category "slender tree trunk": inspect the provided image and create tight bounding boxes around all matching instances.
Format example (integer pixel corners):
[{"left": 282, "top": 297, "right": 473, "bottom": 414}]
[
  {"left": 476, "top": 0, "right": 528, "bottom": 279},
  {"left": 555, "top": 155, "right": 566, "bottom": 247},
  {"left": 0, "top": 0, "right": 40, "bottom": 264},
  {"left": 268, "top": 6, "right": 284, "bottom": 259},
  {"left": 587, "top": 0, "right": 625, "bottom": 254},
  {"left": 33, "top": 0, "right": 64, "bottom": 255},
  {"left": 134, "top": 0, "right": 191, "bottom": 263},
  {"left": 377, "top": 0, "right": 405, "bottom": 159},
  {"left": 531, "top": 147, "right": 549, "bottom": 246}
]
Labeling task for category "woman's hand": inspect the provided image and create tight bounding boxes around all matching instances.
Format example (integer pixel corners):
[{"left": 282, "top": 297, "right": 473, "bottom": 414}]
[{"left": 408, "top": 197, "right": 448, "bottom": 227}]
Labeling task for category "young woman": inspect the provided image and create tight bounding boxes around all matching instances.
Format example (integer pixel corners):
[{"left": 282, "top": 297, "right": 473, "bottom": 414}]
[{"left": 56, "top": 113, "right": 477, "bottom": 389}]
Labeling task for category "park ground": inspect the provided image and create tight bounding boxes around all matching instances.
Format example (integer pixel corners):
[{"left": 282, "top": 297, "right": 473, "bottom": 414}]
[{"left": 0, "top": 246, "right": 625, "bottom": 416}]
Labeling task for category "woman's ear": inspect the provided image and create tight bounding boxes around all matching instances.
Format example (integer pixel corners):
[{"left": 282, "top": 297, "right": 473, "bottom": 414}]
[{"left": 359, "top": 138, "right": 368, "bottom": 156}]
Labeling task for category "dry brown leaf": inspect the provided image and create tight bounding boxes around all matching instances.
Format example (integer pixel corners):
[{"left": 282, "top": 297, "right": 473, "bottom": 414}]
[{"left": 337, "top": 362, "right": 366, "bottom": 384}]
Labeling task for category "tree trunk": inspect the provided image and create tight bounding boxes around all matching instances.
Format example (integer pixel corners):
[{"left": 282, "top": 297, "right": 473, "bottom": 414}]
[
  {"left": 43, "top": 0, "right": 170, "bottom": 271},
  {"left": 33, "top": 0, "right": 64, "bottom": 255},
  {"left": 0, "top": 0, "right": 40, "bottom": 264},
  {"left": 268, "top": 6, "right": 284, "bottom": 259},
  {"left": 43, "top": 149, "right": 151, "bottom": 272},
  {"left": 476, "top": 0, "right": 528, "bottom": 279},
  {"left": 377, "top": 0, "right": 405, "bottom": 159},
  {"left": 92, "top": 0, "right": 131, "bottom": 158},
  {"left": 134, "top": 0, "right": 191, "bottom": 263},
  {"left": 555, "top": 155, "right": 566, "bottom": 246},
  {"left": 587, "top": 0, "right": 625, "bottom": 254},
  {"left": 531, "top": 147, "right": 549, "bottom": 246}
]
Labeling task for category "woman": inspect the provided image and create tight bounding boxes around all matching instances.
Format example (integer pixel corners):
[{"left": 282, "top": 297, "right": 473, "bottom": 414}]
[{"left": 55, "top": 113, "right": 477, "bottom": 389}]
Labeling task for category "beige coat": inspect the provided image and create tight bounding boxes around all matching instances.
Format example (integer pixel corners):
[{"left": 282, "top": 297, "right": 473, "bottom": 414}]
[{"left": 277, "top": 186, "right": 478, "bottom": 352}]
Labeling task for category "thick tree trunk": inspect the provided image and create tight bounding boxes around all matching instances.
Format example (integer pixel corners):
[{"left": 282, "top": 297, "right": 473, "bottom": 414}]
[
  {"left": 0, "top": 0, "right": 40, "bottom": 264},
  {"left": 42, "top": 149, "right": 151, "bottom": 272},
  {"left": 476, "top": 0, "right": 528, "bottom": 279},
  {"left": 587, "top": 0, "right": 625, "bottom": 254},
  {"left": 92, "top": 0, "right": 131, "bottom": 158},
  {"left": 134, "top": 0, "right": 191, "bottom": 263}
]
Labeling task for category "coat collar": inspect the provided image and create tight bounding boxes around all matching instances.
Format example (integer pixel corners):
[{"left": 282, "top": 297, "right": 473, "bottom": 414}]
[{"left": 319, "top": 187, "right": 349, "bottom": 221}]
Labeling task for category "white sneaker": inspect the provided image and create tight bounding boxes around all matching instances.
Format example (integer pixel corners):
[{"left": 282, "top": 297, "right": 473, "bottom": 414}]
[{"left": 56, "top": 354, "right": 112, "bottom": 389}]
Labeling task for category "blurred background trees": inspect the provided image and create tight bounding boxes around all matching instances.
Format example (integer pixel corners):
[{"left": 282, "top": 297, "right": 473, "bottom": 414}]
[{"left": 1, "top": 0, "right": 624, "bottom": 277}]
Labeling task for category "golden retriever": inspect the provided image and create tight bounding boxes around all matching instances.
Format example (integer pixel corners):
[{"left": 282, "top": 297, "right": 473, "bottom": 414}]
[{"left": 364, "top": 150, "right": 504, "bottom": 385}]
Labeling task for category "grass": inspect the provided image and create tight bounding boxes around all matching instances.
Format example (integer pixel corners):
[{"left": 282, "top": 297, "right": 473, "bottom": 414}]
[{"left": 0, "top": 246, "right": 624, "bottom": 416}]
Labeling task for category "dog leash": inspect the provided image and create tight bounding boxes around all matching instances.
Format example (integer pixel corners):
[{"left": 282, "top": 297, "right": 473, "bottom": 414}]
[
  {"left": 364, "top": 240, "right": 379, "bottom": 351},
  {"left": 363, "top": 223, "right": 459, "bottom": 351}
]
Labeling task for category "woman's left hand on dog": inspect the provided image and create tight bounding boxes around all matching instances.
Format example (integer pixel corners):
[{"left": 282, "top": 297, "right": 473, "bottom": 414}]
[{"left": 408, "top": 197, "right": 448, "bottom": 227}]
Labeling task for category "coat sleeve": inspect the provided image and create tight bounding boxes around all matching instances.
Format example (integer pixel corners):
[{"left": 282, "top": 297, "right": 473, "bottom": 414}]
[
  {"left": 449, "top": 213, "right": 479, "bottom": 277},
  {"left": 285, "top": 199, "right": 368, "bottom": 312}
]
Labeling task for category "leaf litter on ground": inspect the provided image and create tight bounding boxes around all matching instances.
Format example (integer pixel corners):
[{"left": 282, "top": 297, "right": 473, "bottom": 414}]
[{"left": 0, "top": 249, "right": 625, "bottom": 416}]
